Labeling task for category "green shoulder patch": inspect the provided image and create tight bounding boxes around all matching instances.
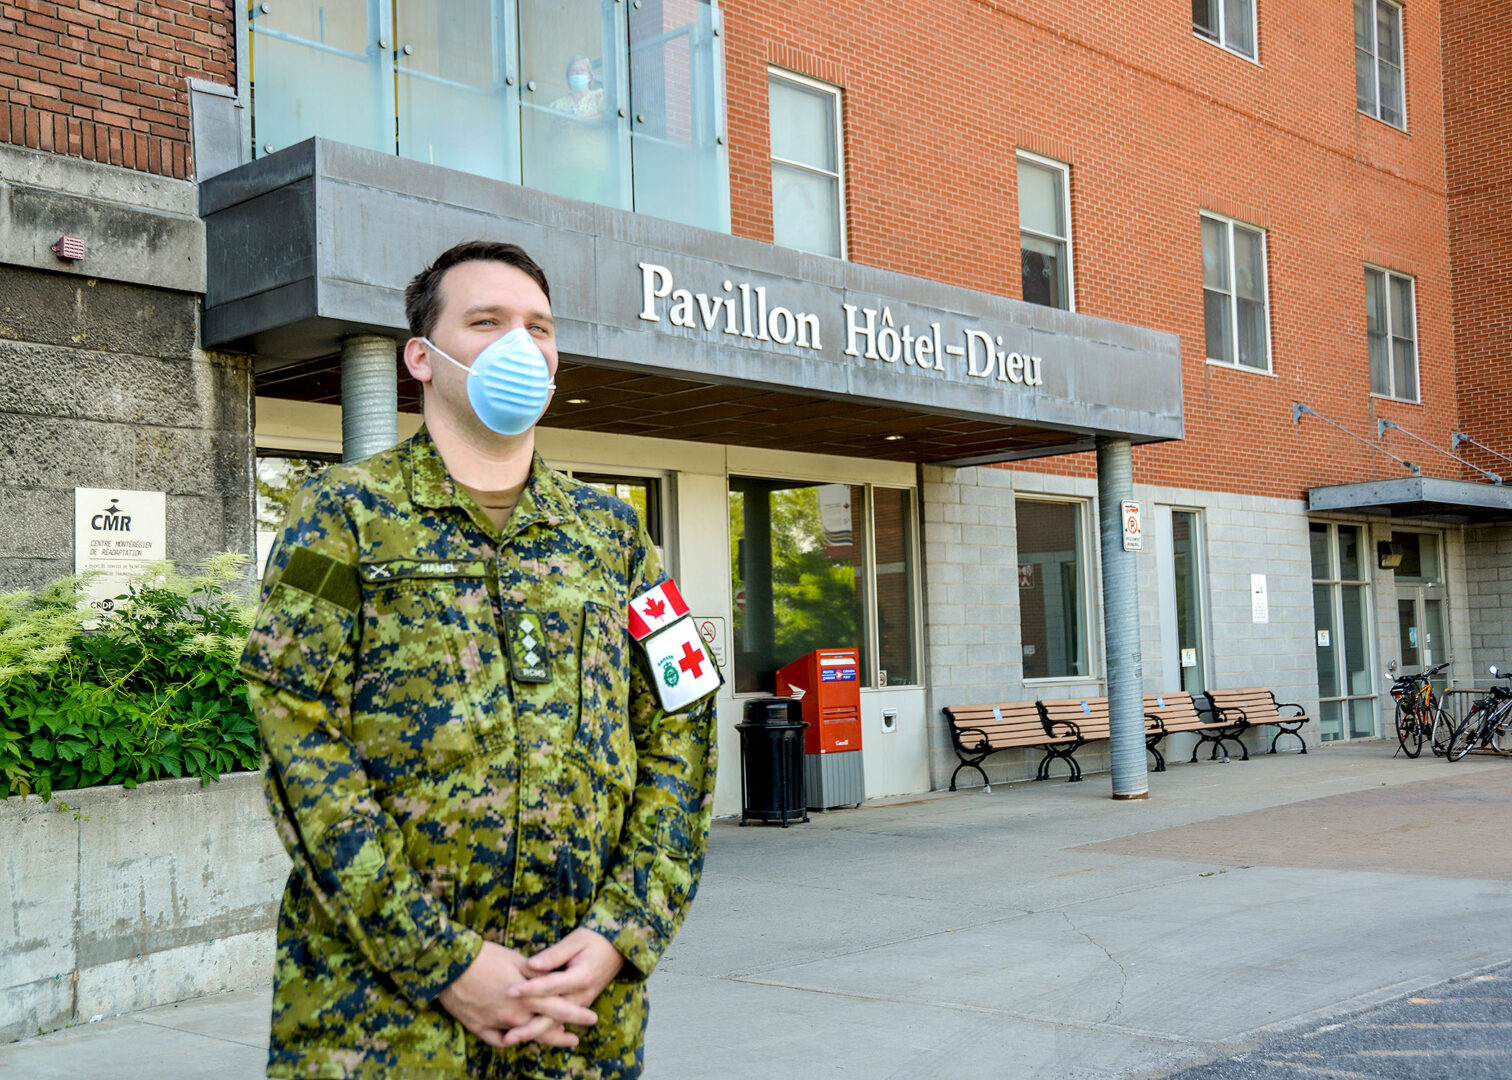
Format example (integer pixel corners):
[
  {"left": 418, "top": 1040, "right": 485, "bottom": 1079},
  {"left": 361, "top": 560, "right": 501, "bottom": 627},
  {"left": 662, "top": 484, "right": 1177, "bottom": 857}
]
[{"left": 279, "top": 546, "right": 360, "bottom": 614}]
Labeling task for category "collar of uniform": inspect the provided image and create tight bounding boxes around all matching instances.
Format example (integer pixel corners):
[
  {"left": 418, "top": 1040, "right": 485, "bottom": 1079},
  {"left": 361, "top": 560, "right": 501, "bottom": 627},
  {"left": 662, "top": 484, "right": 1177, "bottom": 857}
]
[{"left": 406, "top": 426, "right": 566, "bottom": 532}]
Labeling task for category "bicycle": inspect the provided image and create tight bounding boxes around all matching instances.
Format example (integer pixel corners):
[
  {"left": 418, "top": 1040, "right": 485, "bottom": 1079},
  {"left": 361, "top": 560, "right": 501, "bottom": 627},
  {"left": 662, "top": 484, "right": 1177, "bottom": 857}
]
[
  {"left": 1385, "top": 660, "right": 1452, "bottom": 758},
  {"left": 1447, "top": 666, "right": 1512, "bottom": 761}
]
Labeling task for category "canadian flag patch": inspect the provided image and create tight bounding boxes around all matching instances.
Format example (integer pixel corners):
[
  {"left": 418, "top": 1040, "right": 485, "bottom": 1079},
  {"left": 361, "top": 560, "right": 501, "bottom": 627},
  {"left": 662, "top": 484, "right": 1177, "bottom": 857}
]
[
  {"left": 627, "top": 579, "right": 691, "bottom": 641},
  {"left": 642, "top": 614, "right": 723, "bottom": 713}
]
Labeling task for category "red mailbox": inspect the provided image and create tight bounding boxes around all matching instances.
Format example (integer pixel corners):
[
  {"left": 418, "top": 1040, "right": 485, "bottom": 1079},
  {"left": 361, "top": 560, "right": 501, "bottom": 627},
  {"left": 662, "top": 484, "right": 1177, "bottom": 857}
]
[{"left": 777, "top": 648, "right": 862, "bottom": 756}]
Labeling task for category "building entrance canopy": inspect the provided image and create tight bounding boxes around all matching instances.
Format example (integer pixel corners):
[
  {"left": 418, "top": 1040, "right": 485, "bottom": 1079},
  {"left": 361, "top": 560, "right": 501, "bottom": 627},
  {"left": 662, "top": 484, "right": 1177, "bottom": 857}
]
[
  {"left": 203, "top": 139, "right": 1183, "bottom": 466},
  {"left": 1307, "top": 476, "right": 1512, "bottom": 525}
]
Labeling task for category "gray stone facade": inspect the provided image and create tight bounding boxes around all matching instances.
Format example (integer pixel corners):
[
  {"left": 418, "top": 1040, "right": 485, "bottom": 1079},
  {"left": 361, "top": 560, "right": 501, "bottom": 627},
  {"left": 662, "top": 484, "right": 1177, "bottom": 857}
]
[
  {"left": 921, "top": 470, "right": 1328, "bottom": 792},
  {"left": 0, "top": 146, "right": 254, "bottom": 592}
]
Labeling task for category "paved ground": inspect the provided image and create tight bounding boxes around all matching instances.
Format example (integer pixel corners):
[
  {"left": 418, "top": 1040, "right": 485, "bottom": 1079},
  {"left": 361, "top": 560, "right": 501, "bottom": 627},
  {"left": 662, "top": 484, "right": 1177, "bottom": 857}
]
[
  {"left": 2, "top": 742, "right": 1508, "bottom": 1079},
  {"left": 1162, "top": 964, "right": 1512, "bottom": 1079}
]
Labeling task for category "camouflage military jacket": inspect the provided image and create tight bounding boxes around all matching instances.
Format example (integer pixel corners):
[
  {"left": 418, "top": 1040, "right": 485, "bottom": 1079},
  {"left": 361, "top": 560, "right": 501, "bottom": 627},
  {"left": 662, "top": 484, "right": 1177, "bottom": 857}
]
[{"left": 240, "top": 429, "right": 716, "bottom": 1080}]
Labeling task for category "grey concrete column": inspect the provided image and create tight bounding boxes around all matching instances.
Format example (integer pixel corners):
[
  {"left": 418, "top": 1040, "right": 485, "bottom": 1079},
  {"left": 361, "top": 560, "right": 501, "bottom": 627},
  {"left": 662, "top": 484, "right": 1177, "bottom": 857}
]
[
  {"left": 341, "top": 334, "right": 399, "bottom": 463},
  {"left": 1097, "top": 437, "right": 1149, "bottom": 799}
]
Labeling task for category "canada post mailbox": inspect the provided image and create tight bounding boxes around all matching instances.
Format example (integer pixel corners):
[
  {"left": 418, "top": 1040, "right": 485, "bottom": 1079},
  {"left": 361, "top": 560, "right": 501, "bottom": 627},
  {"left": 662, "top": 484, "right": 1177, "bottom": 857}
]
[{"left": 776, "top": 648, "right": 865, "bottom": 808}]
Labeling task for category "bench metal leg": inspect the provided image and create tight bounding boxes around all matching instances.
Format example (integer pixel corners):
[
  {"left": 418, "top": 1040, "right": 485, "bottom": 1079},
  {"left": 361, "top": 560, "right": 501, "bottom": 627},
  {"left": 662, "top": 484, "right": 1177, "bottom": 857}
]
[
  {"left": 1191, "top": 729, "right": 1229, "bottom": 763},
  {"left": 1147, "top": 734, "right": 1167, "bottom": 773},
  {"left": 1039, "top": 743, "right": 1083, "bottom": 782},
  {"left": 1268, "top": 721, "right": 1308, "bottom": 754},
  {"left": 950, "top": 757, "right": 991, "bottom": 791}
]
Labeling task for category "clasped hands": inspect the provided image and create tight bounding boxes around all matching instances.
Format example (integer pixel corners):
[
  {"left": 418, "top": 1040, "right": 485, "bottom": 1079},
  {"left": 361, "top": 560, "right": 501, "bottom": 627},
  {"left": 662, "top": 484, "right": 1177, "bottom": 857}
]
[{"left": 439, "top": 927, "right": 625, "bottom": 1050}]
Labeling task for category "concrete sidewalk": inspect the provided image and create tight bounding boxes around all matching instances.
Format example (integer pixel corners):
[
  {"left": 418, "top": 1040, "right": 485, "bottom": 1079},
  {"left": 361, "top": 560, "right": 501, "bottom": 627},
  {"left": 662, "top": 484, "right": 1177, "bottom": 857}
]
[{"left": 3, "top": 742, "right": 1509, "bottom": 1079}]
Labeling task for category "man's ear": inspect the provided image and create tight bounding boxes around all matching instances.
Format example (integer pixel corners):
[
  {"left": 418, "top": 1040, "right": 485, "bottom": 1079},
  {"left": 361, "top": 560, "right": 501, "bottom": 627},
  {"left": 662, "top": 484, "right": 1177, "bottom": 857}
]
[{"left": 403, "top": 337, "right": 435, "bottom": 386}]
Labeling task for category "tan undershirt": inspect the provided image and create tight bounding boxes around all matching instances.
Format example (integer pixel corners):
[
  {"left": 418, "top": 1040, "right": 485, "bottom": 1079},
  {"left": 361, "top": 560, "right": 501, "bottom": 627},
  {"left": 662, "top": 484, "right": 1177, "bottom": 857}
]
[{"left": 457, "top": 479, "right": 525, "bottom": 531}]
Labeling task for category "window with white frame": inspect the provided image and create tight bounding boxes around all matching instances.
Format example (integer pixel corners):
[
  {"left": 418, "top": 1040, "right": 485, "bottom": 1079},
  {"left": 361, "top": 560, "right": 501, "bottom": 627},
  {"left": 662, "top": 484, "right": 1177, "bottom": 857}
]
[
  {"left": 1193, "top": 0, "right": 1256, "bottom": 59},
  {"left": 1201, "top": 213, "right": 1271, "bottom": 371},
  {"left": 1016, "top": 499, "right": 1088, "bottom": 680},
  {"left": 1366, "top": 267, "right": 1417, "bottom": 401},
  {"left": 1355, "top": 0, "right": 1405, "bottom": 128},
  {"left": 1018, "top": 152, "right": 1073, "bottom": 311},
  {"left": 768, "top": 69, "right": 845, "bottom": 259}
]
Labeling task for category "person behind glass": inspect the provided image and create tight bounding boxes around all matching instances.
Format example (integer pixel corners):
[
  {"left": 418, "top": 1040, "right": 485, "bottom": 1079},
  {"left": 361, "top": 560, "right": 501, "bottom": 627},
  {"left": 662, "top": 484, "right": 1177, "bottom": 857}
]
[{"left": 549, "top": 55, "right": 605, "bottom": 122}]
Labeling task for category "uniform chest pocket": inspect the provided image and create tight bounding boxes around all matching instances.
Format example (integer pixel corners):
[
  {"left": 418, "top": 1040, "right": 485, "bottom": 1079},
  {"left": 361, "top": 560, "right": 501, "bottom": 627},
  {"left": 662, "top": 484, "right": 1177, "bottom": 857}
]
[
  {"left": 573, "top": 600, "right": 635, "bottom": 792},
  {"left": 353, "top": 562, "right": 504, "bottom": 788}
]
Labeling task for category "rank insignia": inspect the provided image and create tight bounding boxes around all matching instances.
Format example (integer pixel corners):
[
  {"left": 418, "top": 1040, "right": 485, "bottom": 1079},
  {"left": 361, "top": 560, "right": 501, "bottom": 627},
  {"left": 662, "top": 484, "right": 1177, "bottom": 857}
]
[{"left": 506, "top": 610, "right": 551, "bottom": 683}]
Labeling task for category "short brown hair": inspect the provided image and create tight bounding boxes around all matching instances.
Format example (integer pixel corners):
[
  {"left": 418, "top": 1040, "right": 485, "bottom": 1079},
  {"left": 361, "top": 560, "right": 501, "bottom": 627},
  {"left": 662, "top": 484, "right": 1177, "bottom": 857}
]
[{"left": 404, "top": 240, "right": 552, "bottom": 339}]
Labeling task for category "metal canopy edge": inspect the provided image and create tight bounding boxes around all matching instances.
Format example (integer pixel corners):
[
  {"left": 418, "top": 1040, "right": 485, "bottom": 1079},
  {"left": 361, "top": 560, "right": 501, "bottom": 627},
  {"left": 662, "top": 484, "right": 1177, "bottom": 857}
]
[{"left": 1306, "top": 477, "right": 1512, "bottom": 524}]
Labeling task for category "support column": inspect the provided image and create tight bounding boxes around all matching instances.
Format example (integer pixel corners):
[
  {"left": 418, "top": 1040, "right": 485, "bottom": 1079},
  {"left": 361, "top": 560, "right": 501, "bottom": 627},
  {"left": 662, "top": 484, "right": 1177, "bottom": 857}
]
[
  {"left": 341, "top": 335, "right": 399, "bottom": 463},
  {"left": 1097, "top": 437, "right": 1149, "bottom": 799}
]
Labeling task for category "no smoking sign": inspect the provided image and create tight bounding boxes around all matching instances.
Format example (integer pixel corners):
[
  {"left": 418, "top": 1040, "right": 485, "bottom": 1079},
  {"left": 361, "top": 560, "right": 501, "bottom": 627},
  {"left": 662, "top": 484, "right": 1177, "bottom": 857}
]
[{"left": 1121, "top": 501, "right": 1143, "bottom": 552}]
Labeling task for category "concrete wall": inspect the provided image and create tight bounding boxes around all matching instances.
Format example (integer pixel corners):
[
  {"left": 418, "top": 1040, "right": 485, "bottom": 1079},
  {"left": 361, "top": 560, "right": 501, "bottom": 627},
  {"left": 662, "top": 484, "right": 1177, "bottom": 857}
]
[
  {"left": 922, "top": 469, "right": 1325, "bottom": 792},
  {"left": 0, "top": 144, "right": 255, "bottom": 592},
  {"left": 0, "top": 773, "right": 287, "bottom": 1044},
  {"left": 1463, "top": 524, "right": 1512, "bottom": 682}
]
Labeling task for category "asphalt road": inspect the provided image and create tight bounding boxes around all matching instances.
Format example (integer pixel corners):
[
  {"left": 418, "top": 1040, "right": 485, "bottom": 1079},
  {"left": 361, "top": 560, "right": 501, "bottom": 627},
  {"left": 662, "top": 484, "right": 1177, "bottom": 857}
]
[{"left": 1161, "top": 962, "right": 1512, "bottom": 1079}]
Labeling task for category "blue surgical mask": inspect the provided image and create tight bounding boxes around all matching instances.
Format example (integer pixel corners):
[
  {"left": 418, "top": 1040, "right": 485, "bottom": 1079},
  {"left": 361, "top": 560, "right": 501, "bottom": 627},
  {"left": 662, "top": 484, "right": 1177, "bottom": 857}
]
[
  {"left": 423, "top": 328, "right": 555, "bottom": 436},
  {"left": 568, "top": 73, "right": 591, "bottom": 90}
]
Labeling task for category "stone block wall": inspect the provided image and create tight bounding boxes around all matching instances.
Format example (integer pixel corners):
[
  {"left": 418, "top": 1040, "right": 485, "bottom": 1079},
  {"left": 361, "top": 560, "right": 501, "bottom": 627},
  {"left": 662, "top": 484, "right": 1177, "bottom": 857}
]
[
  {"left": 0, "top": 144, "right": 254, "bottom": 592},
  {"left": 921, "top": 466, "right": 1324, "bottom": 793},
  {"left": 1464, "top": 524, "right": 1512, "bottom": 677}
]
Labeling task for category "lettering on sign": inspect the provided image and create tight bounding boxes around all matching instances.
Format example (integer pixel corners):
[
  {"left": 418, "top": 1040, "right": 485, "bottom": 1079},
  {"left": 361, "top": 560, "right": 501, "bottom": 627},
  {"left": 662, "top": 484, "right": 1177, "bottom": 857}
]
[
  {"left": 638, "top": 262, "right": 1046, "bottom": 388},
  {"left": 1121, "top": 500, "right": 1142, "bottom": 552},
  {"left": 74, "top": 487, "right": 167, "bottom": 624}
]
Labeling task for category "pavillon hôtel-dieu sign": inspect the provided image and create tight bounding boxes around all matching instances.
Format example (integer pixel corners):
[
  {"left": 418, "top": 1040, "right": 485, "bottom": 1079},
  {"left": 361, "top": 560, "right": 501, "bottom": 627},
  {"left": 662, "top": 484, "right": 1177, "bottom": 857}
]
[{"left": 637, "top": 262, "right": 1046, "bottom": 387}]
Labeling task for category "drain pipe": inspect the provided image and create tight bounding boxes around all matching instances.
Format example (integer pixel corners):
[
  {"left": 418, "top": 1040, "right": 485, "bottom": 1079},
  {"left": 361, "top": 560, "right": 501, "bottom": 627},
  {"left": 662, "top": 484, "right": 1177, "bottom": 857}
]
[
  {"left": 1097, "top": 436, "right": 1149, "bottom": 799},
  {"left": 341, "top": 334, "right": 399, "bottom": 463}
]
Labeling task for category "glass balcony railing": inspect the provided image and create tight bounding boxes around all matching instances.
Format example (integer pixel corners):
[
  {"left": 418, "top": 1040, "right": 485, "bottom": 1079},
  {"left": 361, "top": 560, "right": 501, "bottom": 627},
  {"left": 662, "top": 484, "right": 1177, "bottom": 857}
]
[{"left": 247, "top": 0, "right": 729, "bottom": 234}]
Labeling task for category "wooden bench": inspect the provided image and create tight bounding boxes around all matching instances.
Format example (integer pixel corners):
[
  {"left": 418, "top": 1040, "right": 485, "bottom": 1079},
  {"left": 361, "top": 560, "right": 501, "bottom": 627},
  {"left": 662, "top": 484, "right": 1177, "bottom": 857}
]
[
  {"left": 1202, "top": 688, "right": 1310, "bottom": 758},
  {"left": 1143, "top": 692, "right": 1242, "bottom": 769},
  {"left": 940, "top": 701, "right": 1079, "bottom": 790},
  {"left": 1038, "top": 697, "right": 1164, "bottom": 782}
]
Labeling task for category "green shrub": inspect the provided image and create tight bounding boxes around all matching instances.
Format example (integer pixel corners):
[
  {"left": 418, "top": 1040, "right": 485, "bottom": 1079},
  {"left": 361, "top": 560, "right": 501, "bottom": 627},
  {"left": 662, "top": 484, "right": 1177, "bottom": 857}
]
[{"left": 0, "top": 553, "right": 260, "bottom": 801}]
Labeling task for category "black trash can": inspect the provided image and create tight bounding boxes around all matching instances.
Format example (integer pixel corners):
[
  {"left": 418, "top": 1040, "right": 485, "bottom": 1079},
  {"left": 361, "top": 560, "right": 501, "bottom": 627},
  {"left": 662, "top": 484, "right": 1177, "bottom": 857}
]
[{"left": 737, "top": 698, "right": 809, "bottom": 827}]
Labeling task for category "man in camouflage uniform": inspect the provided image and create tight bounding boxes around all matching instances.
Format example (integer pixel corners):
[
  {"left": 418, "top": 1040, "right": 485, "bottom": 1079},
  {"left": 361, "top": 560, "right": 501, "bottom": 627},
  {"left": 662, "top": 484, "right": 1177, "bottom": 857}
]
[{"left": 240, "top": 240, "right": 717, "bottom": 1079}]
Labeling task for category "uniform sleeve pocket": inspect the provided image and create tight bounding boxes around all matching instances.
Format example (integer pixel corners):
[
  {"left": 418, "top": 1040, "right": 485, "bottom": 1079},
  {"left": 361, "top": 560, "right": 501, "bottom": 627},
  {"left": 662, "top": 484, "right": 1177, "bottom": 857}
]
[{"left": 239, "top": 582, "right": 355, "bottom": 700}]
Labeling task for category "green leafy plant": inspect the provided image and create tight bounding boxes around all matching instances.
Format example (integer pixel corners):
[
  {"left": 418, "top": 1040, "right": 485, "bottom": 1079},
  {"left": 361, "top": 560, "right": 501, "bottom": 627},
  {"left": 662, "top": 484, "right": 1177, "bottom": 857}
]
[{"left": 0, "top": 554, "right": 259, "bottom": 801}]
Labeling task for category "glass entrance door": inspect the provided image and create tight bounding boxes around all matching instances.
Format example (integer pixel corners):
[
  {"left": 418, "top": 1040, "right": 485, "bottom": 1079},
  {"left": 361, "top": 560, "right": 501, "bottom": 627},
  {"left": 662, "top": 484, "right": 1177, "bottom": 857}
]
[
  {"left": 1311, "top": 522, "right": 1375, "bottom": 741},
  {"left": 1392, "top": 531, "right": 1448, "bottom": 692}
]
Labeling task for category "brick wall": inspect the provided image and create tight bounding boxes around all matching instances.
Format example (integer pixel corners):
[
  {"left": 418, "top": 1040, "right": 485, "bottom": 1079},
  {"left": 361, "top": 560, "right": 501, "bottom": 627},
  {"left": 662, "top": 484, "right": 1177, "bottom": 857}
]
[
  {"left": 1442, "top": 0, "right": 1512, "bottom": 473},
  {"left": 0, "top": 0, "right": 1488, "bottom": 511},
  {"left": 0, "top": 0, "right": 234, "bottom": 179},
  {"left": 722, "top": 0, "right": 1458, "bottom": 502}
]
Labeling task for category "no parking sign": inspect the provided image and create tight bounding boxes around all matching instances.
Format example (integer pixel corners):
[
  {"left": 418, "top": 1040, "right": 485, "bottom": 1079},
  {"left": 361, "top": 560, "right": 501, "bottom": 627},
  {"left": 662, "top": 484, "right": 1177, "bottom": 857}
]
[{"left": 1121, "top": 501, "right": 1142, "bottom": 552}]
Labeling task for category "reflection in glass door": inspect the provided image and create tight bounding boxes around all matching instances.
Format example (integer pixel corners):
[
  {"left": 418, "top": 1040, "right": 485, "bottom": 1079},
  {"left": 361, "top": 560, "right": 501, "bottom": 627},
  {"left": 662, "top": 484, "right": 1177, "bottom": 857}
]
[
  {"left": 395, "top": 0, "right": 516, "bottom": 180},
  {"left": 1310, "top": 522, "right": 1375, "bottom": 741}
]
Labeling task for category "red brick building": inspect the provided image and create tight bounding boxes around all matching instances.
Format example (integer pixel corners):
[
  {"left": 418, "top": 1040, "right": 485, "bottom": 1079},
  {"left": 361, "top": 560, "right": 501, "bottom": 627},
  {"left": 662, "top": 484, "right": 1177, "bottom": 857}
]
[{"left": 2, "top": 0, "right": 1507, "bottom": 803}]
